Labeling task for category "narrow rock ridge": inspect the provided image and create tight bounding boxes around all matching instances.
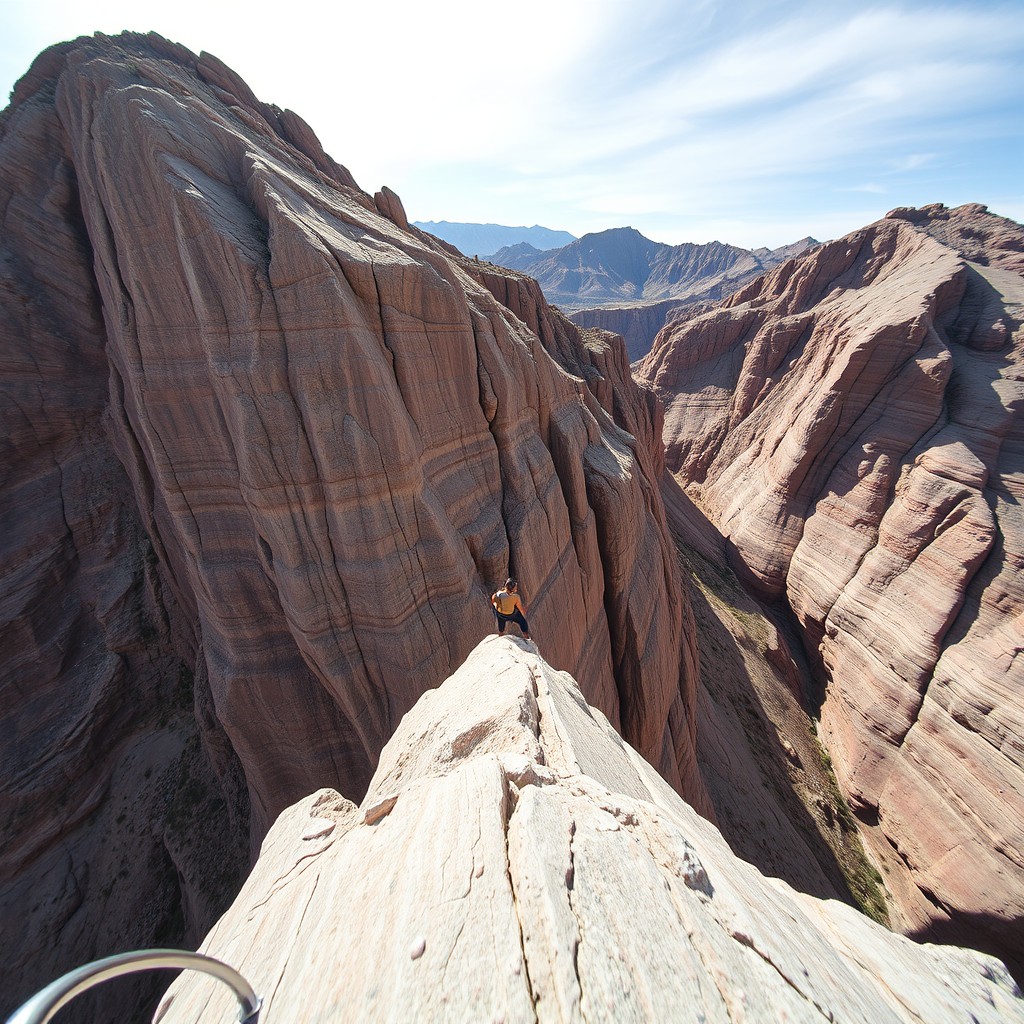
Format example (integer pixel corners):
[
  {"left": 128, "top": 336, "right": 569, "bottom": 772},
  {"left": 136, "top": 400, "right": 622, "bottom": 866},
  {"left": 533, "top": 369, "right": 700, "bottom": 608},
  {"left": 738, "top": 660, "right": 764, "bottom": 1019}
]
[{"left": 155, "top": 637, "right": 1023, "bottom": 1023}]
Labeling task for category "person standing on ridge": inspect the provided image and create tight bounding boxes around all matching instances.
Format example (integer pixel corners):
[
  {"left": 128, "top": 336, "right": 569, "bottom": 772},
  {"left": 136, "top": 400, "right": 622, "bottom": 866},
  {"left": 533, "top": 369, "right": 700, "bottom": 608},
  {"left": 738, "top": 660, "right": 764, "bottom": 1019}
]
[{"left": 491, "top": 577, "right": 531, "bottom": 641}]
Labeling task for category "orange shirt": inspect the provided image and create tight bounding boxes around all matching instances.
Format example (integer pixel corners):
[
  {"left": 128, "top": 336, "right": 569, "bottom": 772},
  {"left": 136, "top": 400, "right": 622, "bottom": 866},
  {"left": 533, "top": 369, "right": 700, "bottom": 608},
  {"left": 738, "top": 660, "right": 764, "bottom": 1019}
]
[{"left": 493, "top": 589, "right": 522, "bottom": 615}]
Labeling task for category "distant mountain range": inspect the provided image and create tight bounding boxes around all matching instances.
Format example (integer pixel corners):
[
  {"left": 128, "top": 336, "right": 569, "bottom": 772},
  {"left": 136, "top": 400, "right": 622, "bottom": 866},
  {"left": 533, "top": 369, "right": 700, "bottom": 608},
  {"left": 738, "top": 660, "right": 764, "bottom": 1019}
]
[
  {"left": 491, "top": 226, "right": 817, "bottom": 307},
  {"left": 489, "top": 227, "right": 818, "bottom": 360},
  {"left": 411, "top": 222, "right": 818, "bottom": 360},
  {"left": 411, "top": 221, "right": 576, "bottom": 258}
]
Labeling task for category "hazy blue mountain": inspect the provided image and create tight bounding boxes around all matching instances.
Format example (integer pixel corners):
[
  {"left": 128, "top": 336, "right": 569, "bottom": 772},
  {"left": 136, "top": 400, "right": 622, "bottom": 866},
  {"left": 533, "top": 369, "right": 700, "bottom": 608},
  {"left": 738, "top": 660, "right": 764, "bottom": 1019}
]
[
  {"left": 492, "top": 225, "right": 818, "bottom": 306},
  {"left": 412, "top": 221, "right": 576, "bottom": 258},
  {"left": 492, "top": 226, "right": 818, "bottom": 359},
  {"left": 488, "top": 241, "right": 545, "bottom": 269}
]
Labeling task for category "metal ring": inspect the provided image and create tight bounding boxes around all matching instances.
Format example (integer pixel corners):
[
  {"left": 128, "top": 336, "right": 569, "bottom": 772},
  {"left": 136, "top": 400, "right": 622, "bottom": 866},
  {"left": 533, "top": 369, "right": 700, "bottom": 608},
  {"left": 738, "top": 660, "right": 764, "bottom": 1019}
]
[{"left": 6, "top": 949, "right": 261, "bottom": 1024}]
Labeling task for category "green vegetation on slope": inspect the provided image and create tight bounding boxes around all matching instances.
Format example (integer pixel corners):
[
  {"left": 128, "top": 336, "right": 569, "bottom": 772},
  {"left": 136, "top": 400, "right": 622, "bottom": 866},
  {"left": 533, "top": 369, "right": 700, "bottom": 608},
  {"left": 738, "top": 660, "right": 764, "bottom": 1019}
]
[{"left": 678, "top": 539, "right": 890, "bottom": 926}]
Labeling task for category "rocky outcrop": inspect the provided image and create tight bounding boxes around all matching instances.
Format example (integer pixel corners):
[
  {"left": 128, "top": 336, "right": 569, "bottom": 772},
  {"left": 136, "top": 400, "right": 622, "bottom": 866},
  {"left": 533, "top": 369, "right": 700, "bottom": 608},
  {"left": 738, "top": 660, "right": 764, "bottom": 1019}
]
[
  {"left": 637, "top": 204, "right": 1024, "bottom": 976},
  {"left": 0, "top": 32, "right": 707, "bottom": 1016},
  {"left": 570, "top": 298, "right": 698, "bottom": 362},
  {"left": 156, "top": 637, "right": 1024, "bottom": 1024}
]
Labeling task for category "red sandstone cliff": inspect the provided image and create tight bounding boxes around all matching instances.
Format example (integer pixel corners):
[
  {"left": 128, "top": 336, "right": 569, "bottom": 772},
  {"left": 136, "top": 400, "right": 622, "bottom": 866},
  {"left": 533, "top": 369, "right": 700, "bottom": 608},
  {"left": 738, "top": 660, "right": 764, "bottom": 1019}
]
[
  {"left": 0, "top": 32, "right": 706, "bottom": 1017},
  {"left": 638, "top": 202, "right": 1024, "bottom": 976}
]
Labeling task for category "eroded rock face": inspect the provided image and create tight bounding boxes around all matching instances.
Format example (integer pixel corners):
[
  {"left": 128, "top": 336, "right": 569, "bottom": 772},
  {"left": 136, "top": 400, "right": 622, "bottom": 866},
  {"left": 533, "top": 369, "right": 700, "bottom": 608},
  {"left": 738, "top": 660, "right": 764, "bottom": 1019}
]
[
  {"left": 0, "top": 32, "right": 705, "bottom": 1013},
  {"left": 155, "top": 637, "right": 1024, "bottom": 1024},
  {"left": 637, "top": 203, "right": 1024, "bottom": 975},
  {"left": 570, "top": 298, "right": 695, "bottom": 362}
]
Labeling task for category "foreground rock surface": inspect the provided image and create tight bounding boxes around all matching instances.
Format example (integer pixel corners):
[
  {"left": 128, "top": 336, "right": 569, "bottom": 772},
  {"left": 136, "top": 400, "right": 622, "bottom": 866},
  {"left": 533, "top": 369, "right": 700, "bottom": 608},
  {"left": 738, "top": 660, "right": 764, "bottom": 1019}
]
[
  {"left": 638, "top": 203, "right": 1024, "bottom": 974},
  {"left": 0, "top": 32, "right": 704, "bottom": 1016},
  {"left": 156, "top": 637, "right": 1023, "bottom": 1024}
]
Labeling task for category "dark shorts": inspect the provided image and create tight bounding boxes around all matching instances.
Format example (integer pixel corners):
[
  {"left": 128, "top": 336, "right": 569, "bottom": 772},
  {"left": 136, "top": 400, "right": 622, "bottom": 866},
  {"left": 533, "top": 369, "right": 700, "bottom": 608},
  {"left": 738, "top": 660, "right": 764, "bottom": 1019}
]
[{"left": 494, "top": 607, "right": 529, "bottom": 634}]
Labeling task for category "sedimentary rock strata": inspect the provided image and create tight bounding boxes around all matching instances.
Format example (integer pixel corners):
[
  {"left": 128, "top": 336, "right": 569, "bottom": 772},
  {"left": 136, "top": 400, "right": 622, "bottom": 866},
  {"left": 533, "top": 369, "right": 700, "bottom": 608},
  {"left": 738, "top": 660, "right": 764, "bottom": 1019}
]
[
  {"left": 0, "top": 32, "right": 703, "bottom": 1015},
  {"left": 156, "top": 637, "right": 1024, "bottom": 1024},
  {"left": 570, "top": 298, "right": 695, "bottom": 362},
  {"left": 638, "top": 204, "right": 1024, "bottom": 974}
]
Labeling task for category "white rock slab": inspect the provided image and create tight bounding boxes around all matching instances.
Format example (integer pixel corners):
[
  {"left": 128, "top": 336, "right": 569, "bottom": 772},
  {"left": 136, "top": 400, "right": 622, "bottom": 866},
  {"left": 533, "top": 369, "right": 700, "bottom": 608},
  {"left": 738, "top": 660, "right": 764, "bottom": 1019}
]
[{"left": 156, "top": 637, "right": 1023, "bottom": 1023}]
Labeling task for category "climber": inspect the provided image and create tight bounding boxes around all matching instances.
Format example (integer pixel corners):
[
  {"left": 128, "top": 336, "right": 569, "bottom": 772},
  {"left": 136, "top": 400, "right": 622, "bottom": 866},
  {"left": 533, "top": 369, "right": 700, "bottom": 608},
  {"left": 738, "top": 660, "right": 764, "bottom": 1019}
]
[{"left": 491, "top": 577, "right": 531, "bottom": 641}]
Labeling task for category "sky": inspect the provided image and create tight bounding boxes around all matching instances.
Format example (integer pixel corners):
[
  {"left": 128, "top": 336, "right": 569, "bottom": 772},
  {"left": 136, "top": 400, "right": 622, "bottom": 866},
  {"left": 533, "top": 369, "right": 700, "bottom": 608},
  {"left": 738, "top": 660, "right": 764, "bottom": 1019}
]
[{"left": 2, "top": 0, "right": 1022, "bottom": 249}]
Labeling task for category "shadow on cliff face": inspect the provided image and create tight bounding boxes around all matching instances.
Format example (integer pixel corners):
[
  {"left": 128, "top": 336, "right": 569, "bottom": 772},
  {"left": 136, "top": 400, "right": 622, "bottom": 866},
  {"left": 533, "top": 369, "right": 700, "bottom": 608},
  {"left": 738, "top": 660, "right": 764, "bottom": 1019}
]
[
  {"left": 934, "top": 262, "right": 1022, "bottom": 658},
  {"left": 910, "top": 914, "right": 1024, "bottom": 990},
  {"left": 662, "top": 475, "right": 890, "bottom": 922},
  {"left": 0, "top": 456, "right": 251, "bottom": 1023}
]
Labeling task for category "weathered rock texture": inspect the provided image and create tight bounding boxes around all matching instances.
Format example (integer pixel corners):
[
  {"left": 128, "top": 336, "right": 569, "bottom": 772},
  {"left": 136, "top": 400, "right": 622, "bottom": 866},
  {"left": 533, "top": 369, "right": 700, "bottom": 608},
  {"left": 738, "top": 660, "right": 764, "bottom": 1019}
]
[
  {"left": 0, "top": 32, "right": 706, "bottom": 1016},
  {"left": 658, "top": 475, "right": 895, "bottom": 925},
  {"left": 570, "top": 298, "right": 697, "bottom": 362},
  {"left": 156, "top": 637, "right": 1024, "bottom": 1024},
  {"left": 638, "top": 203, "right": 1024, "bottom": 976}
]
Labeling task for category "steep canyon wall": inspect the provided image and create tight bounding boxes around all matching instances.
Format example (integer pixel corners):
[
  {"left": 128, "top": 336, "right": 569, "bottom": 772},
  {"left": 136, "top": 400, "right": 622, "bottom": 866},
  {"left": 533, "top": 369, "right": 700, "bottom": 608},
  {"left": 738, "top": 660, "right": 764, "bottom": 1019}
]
[
  {"left": 0, "top": 32, "right": 705, "bottom": 1015},
  {"left": 638, "top": 203, "right": 1024, "bottom": 974}
]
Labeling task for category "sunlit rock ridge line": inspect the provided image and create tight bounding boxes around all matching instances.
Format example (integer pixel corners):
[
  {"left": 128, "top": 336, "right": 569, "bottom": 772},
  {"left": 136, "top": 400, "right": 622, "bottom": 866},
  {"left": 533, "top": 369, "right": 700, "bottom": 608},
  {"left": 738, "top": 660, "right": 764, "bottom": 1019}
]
[
  {"left": 157, "top": 637, "right": 1023, "bottom": 1024},
  {"left": 638, "top": 202, "right": 1024, "bottom": 978},
  {"left": 0, "top": 31, "right": 707, "bottom": 1017}
]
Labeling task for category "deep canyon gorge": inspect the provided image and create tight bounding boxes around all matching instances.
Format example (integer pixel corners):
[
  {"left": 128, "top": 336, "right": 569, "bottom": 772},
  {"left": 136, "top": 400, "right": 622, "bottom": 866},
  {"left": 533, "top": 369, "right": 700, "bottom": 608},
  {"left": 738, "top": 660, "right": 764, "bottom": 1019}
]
[{"left": 1, "top": 30, "right": 1021, "bottom": 1022}]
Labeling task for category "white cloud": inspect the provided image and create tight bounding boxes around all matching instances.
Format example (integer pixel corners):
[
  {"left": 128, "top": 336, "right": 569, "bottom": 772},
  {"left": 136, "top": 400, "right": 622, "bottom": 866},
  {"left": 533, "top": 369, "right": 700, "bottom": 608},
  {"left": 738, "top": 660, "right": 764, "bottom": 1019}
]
[
  {"left": 3, "top": 0, "right": 1022, "bottom": 247},
  {"left": 888, "top": 153, "right": 938, "bottom": 174},
  {"left": 836, "top": 183, "right": 888, "bottom": 194}
]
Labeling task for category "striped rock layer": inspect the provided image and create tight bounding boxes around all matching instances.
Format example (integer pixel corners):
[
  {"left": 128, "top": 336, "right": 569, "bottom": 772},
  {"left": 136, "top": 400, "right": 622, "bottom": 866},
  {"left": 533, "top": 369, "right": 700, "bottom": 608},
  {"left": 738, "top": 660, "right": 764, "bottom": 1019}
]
[
  {"left": 0, "top": 32, "right": 704, "bottom": 1017},
  {"left": 638, "top": 203, "right": 1024, "bottom": 975}
]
